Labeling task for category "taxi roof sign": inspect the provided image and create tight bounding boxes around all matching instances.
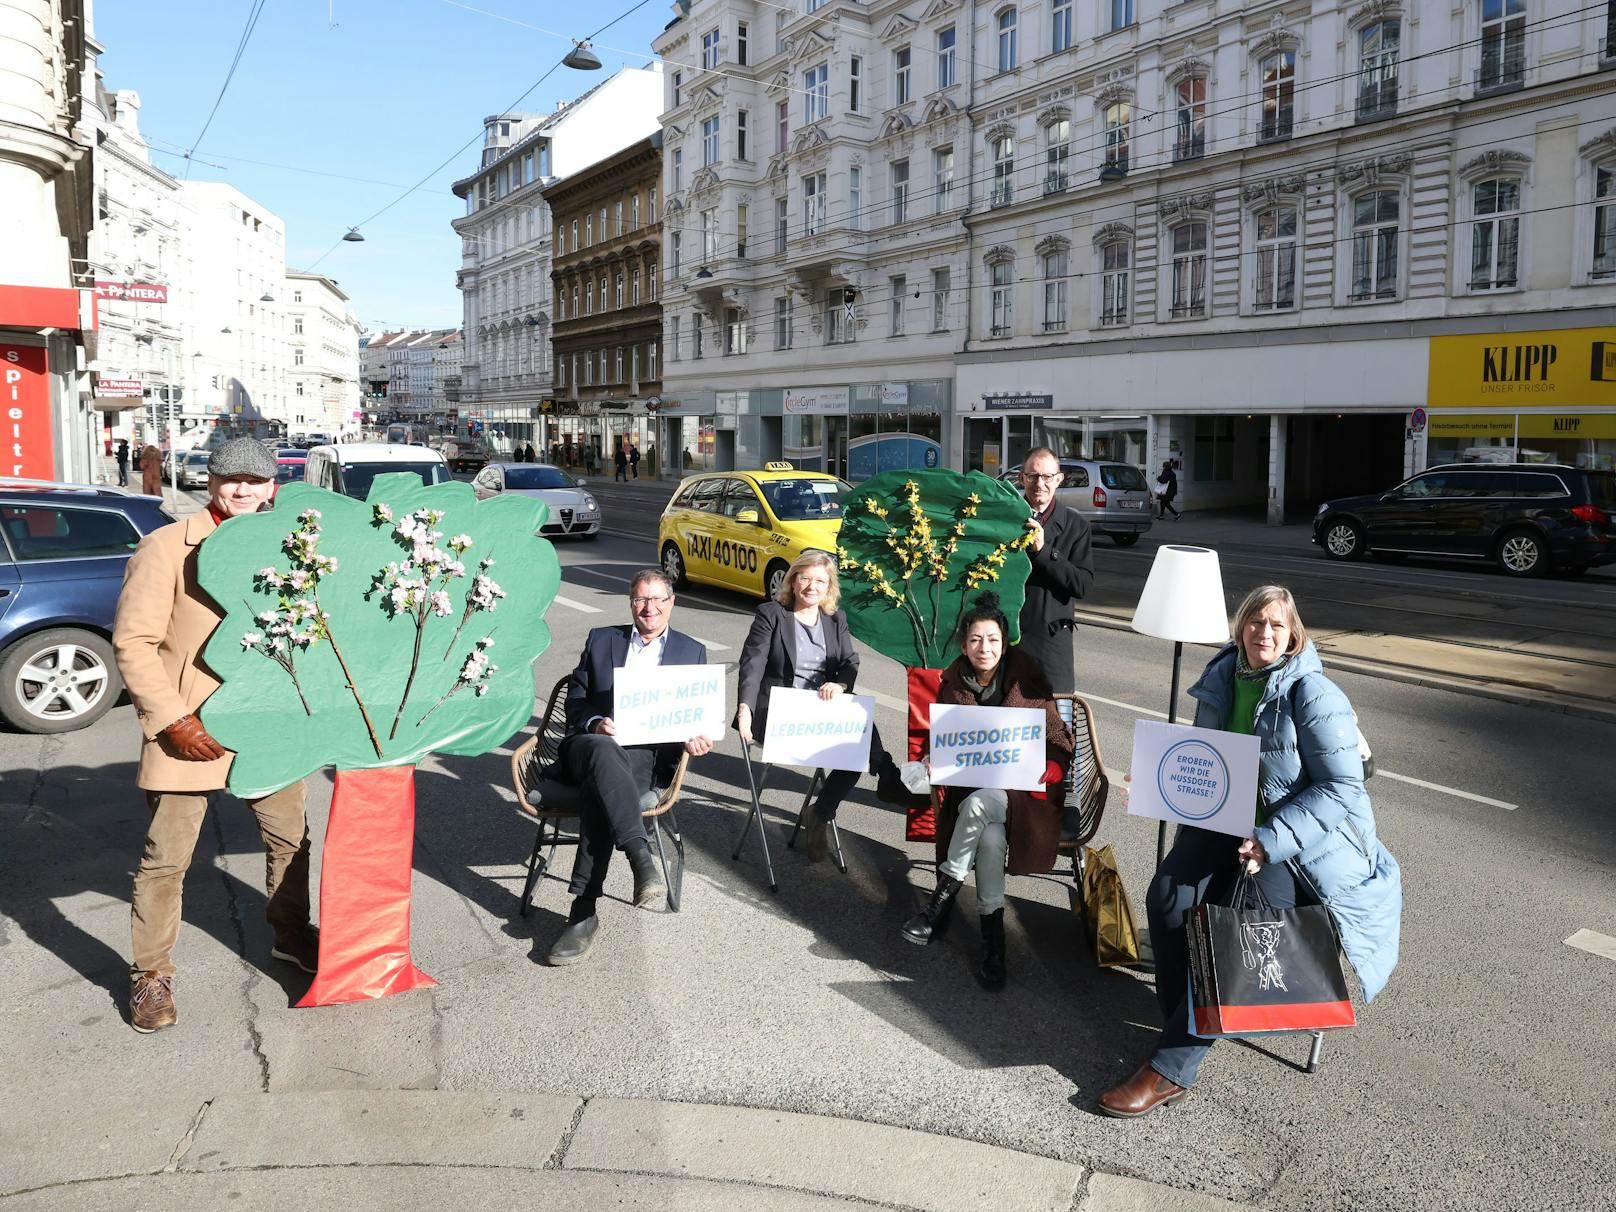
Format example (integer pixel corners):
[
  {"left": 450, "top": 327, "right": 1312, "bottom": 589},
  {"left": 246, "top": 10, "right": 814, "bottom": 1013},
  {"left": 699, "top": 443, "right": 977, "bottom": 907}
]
[{"left": 764, "top": 461, "right": 795, "bottom": 471}]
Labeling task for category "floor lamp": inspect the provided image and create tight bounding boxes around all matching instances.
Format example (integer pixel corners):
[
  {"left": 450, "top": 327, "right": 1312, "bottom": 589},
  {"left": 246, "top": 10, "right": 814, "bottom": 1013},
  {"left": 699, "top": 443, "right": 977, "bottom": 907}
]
[{"left": 1130, "top": 544, "right": 1230, "bottom": 867}]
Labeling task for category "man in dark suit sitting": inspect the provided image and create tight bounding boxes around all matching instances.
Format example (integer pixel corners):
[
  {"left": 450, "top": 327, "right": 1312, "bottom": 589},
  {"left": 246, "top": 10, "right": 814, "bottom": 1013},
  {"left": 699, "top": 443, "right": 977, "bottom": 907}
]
[
  {"left": 548, "top": 569, "right": 713, "bottom": 965},
  {"left": 1017, "top": 446, "right": 1094, "bottom": 695}
]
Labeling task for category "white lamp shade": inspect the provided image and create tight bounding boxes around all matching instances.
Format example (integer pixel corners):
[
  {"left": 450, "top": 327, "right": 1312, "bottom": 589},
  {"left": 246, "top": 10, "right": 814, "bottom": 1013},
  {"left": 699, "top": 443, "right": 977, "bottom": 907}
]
[{"left": 1130, "top": 544, "right": 1231, "bottom": 643}]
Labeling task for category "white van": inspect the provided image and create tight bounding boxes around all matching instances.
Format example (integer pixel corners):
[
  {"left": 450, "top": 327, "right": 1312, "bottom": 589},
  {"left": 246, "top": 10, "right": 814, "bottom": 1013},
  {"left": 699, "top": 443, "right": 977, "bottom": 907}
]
[{"left": 302, "top": 442, "right": 451, "bottom": 499}]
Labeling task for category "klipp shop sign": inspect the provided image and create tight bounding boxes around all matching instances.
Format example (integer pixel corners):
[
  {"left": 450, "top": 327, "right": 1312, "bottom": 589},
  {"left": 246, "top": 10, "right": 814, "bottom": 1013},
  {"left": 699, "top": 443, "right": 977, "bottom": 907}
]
[{"left": 1427, "top": 326, "right": 1616, "bottom": 408}]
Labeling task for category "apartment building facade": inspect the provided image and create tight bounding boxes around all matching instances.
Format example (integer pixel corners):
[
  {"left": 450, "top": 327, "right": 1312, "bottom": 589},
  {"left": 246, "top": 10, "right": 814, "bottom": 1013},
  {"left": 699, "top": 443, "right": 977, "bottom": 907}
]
[{"left": 284, "top": 271, "right": 361, "bottom": 439}]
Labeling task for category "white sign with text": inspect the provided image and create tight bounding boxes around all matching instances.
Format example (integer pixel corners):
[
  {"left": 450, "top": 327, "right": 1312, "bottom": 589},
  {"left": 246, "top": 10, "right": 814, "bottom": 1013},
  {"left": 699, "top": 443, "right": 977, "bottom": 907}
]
[
  {"left": 762, "top": 688, "right": 876, "bottom": 772},
  {"left": 1127, "top": 720, "right": 1260, "bottom": 839},
  {"left": 928, "top": 704, "right": 1047, "bottom": 792},
  {"left": 612, "top": 664, "right": 727, "bottom": 746}
]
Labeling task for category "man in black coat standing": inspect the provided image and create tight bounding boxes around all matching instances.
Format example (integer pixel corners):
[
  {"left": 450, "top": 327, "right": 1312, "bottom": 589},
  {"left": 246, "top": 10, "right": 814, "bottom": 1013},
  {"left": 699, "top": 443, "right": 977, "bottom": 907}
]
[{"left": 1016, "top": 446, "right": 1094, "bottom": 694}]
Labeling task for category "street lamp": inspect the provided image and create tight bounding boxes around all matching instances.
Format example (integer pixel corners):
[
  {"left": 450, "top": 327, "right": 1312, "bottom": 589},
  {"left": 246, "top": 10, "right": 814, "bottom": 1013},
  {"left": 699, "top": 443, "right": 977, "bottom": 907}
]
[
  {"left": 260, "top": 291, "right": 275, "bottom": 302},
  {"left": 563, "top": 40, "right": 603, "bottom": 70},
  {"left": 220, "top": 326, "right": 233, "bottom": 334},
  {"left": 695, "top": 266, "right": 713, "bottom": 280},
  {"left": 342, "top": 228, "right": 365, "bottom": 243}
]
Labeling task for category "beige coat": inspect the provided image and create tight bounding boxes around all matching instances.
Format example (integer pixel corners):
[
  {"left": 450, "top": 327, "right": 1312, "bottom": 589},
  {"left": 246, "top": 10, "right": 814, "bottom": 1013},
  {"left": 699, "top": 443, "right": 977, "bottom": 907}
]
[{"left": 112, "top": 511, "right": 234, "bottom": 791}]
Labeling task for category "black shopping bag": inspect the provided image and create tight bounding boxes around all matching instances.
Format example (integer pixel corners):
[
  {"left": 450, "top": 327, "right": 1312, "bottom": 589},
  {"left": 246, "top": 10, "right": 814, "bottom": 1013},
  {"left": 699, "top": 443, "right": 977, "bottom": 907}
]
[{"left": 1187, "top": 872, "right": 1356, "bottom": 1036}]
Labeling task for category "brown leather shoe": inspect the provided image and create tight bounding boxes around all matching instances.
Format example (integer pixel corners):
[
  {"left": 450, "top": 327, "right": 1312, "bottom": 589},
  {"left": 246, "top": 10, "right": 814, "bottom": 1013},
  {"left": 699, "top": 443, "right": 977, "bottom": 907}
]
[
  {"left": 1097, "top": 1063, "right": 1188, "bottom": 1118},
  {"left": 130, "top": 971, "right": 177, "bottom": 1034}
]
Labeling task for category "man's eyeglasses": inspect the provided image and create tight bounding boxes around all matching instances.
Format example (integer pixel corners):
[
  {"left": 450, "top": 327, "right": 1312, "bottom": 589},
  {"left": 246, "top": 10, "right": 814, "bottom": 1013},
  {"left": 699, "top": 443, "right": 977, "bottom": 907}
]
[
  {"left": 631, "top": 595, "right": 672, "bottom": 607},
  {"left": 1023, "top": 472, "right": 1063, "bottom": 483}
]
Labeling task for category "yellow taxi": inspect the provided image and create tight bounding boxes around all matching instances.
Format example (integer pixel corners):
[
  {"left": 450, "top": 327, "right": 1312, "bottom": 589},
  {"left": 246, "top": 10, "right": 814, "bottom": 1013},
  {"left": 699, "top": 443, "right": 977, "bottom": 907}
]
[{"left": 658, "top": 463, "right": 851, "bottom": 599}]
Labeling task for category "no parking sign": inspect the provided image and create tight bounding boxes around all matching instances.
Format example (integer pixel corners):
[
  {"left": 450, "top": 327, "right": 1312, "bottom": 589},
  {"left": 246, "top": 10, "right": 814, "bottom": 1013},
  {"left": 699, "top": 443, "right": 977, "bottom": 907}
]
[{"left": 1127, "top": 721, "right": 1260, "bottom": 839}]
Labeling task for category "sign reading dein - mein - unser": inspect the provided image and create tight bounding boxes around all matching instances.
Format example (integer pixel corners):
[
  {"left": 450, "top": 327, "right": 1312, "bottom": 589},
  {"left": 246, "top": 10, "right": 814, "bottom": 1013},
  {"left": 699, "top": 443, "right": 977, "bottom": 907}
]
[
  {"left": 928, "top": 704, "right": 1046, "bottom": 792},
  {"left": 1128, "top": 720, "right": 1260, "bottom": 840},
  {"left": 612, "top": 663, "right": 727, "bottom": 747}
]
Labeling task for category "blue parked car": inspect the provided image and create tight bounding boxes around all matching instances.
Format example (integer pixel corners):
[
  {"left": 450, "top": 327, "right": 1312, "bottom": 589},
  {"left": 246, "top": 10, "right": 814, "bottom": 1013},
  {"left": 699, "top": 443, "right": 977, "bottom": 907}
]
[{"left": 0, "top": 485, "right": 173, "bottom": 733}]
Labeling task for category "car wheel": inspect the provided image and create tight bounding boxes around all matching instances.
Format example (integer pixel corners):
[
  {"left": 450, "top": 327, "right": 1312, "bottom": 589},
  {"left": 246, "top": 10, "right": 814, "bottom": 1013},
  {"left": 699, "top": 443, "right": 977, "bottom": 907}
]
[
  {"left": 0, "top": 628, "right": 123, "bottom": 734},
  {"left": 764, "top": 559, "right": 790, "bottom": 601},
  {"left": 1321, "top": 519, "right": 1367, "bottom": 561},
  {"left": 661, "top": 541, "right": 687, "bottom": 587},
  {"left": 1495, "top": 528, "right": 1548, "bottom": 577},
  {"left": 1111, "top": 532, "right": 1140, "bottom": 547}
]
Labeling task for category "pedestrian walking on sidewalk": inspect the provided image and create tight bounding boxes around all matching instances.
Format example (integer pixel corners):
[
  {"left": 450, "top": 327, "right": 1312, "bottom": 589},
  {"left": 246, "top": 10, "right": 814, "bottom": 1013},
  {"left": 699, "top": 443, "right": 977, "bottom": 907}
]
[
  {"left": 900, "top": 593, "right": 1073, "bottom": 991},
  {"left": 139, "top": 445, "right": 161, "bottom": 496},
  {"left": 115, "top": 439, "right": 130, "bottom": 487},
  {"left": 113, "top": 438, "right": 319, "bottom": 1034},
  {"left": 1154, "top": 461, "right": 1181, "bottom": 520},
  {"left": 1098, "top": 585, "right": 1401, "bottom": 1118},
  {"left": 614, "top": 445, "right": 629, "bottom": 482},
  {"left": 629, "top": 444, "right": 640, "bottom": 479}
]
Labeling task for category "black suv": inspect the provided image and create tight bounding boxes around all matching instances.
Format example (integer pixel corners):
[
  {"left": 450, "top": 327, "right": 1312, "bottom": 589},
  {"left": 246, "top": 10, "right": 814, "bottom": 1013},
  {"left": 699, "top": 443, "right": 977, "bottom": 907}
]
[{"left": 1313, "top": 463, "right": 1616, "bottom": 577}]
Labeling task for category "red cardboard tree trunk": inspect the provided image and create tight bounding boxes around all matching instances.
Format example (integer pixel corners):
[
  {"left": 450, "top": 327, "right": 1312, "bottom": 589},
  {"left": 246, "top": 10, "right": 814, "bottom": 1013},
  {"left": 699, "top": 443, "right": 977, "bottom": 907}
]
[
  {"left": 904, "top": 667, "right": 944, "bottom": 841},
  {"left": 297, "top": 765, "right": 437, "bottom": 1007}
]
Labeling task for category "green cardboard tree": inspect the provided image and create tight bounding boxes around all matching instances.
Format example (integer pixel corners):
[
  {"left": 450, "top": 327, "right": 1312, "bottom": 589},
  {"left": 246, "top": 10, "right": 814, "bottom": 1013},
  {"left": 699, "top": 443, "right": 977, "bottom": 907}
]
[{"left": 197, "top": 474, "right": 560, "bottom": 1006}]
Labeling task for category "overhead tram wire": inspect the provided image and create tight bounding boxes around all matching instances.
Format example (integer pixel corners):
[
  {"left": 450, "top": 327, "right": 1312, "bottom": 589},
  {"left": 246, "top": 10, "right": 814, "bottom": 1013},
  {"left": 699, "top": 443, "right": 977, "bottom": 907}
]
[
  {"left": 181, "top": 0, "right": 270, "bottom": 179},
  {"left": 307, "top": 0, "right": 658, "bottom": 270}
]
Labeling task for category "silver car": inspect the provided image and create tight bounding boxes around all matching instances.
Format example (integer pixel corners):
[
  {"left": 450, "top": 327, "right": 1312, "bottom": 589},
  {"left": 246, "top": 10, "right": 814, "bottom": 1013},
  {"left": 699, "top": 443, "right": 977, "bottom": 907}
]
[
  {"left": 1003, "top": 458, "right": 1154, "bottom": 546},
  {"left": 470, "top": 462, "right": 601, "bottom": 539}
]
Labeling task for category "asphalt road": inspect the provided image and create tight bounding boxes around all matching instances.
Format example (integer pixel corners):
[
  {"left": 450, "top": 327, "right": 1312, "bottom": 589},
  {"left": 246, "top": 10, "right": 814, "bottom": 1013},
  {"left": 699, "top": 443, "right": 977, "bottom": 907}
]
[{"left": 2, "top": 524, "right": 1613, "bottom": 1210}]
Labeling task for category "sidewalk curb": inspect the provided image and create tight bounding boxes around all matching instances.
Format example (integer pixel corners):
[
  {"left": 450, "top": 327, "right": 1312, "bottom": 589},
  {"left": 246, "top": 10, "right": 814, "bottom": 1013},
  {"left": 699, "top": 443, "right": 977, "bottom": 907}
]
[{"left": 0, "top": 1090, "right": 1257, "bottom": 1211}]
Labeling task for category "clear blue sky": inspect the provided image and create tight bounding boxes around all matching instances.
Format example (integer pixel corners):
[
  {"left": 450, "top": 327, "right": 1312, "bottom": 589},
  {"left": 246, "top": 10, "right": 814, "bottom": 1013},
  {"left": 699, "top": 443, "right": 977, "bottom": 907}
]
[{"left": 95, "top": 0, "right": 673, "bottom": 332}]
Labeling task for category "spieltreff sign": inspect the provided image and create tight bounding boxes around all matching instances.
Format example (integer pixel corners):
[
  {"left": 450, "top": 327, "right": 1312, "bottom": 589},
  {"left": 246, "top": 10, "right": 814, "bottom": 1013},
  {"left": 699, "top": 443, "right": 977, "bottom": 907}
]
[
  {"left": 611, "top": 663, "right": 727, "bottom": 746},
  {"left": 1127, "top": 720, "right": 1260, "bottom": 840},
  {"left": 94, "top": 281, "right": 169, "bottom": 304},
  {"left": 928, "top": 704, "right": 1046, "bottom": 792},
  {"left": 2, "top": 343, "right": 56, "bottom": 479}
]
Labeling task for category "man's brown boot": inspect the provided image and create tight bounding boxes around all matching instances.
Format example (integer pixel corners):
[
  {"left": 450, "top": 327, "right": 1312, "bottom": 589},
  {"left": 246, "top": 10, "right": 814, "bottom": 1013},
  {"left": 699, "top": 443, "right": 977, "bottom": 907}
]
[
  {"left": 1097, "top": 1063, "right": 1188, "bottom": 1118},
  {"left": 130, "top": 972, "right": 177, "bottom": 1034}
]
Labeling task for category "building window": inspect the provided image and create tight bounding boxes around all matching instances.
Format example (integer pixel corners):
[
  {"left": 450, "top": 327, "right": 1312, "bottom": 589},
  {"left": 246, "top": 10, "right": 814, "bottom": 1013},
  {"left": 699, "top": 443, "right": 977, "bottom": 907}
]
[
  {"left": 615, "top": 346, "right": 624, "bottom": 382},
  {"left": 825, "top": 289, "right": 851, "bottom": 344},
  {"left": 1109, "top": 0, "right": 1133, "bottom": 31},
  {"left": 1169, "top": 221, "right": 1208, "bottom": 317},
  {"left": 738, "top": 109, "right": 749, "bottom": 160},
  {"left": 991, "top": 135, "right": 1014, "bottom": 207},
  {"left": 293, "top": 317, "right": 304, "bottom": 335},
  {"left": 990, "top": 260, "right": 1013, "bottom": 335},
  {"left": 1099, "top": 239, "right": 1130, "bottom": 327},
  {"left": 702, "top": 27, "right": 721, "bottom": 69},
  {"left": 890, "top": 275, "right": 907, "bottom": 335},
  {"left": 1358, "top": 21, "right": 1400, "bottom": 119},
  {"left": 1052, "top": 0, "right": 1072, "bottom": 52},
  {"left": 725, "top": 307, "right": 747, "bottom": 355},
  {"left": 934, "top": 147, "right": 955, "bottom": 212},
  {"left": 702, "top": 116, "right": 721, "bottom": 166},
  {"left": 295, "top": 382, "right": 304, "bottom": 397},
  {"left": 737, "top": 203, "right": 749, "bottom": 258},
  {"left": 1041, "top": 249, "right": 1068, "bottom": 332},
  {"left": 586, "top": 214, "right": 594, "bottom": 244},
  {"left": 1478, "top": 0, "right": 1526, "bottom": 90},
  {"left": 672, "top": 70, "right": 683, "bottom": 106},
  {"left": 804, "top": 64, "right": 829, "bottom": 123},
  {"left": 803, "top": 171, "right": 826, "bottom": 234},
  {"left": 849, "top": 165, "right": 863, "bottom": 230},
  {"left": 585, "top": 281, "right": 595, "bottom": 315},
  {"left": 1260, "top": 51, "right": 1295, "bottom": 141},
  {"left": 1104, "top": 103, "right": 1130, "bottom": 172},
  {"left": 631, "top": 267, "right": 642, "bottom": 304},
  {"left": 777, "top": 100, "right": 789, "bottom": 154},
  {"left": 614, "top": 273, "right": 624, "bottom": 309},
  {"left": 671, "top": 231, "right": 681, "bottom": 277},
  {"left": 997, "top": 9, "right": 1018, "bottom": 72},
  {"left": 1350, "top": 190, "right": 1400, "bottom": 300},
  {"left": 937, "top": 26, "right": 956, "bottom": 87},
  {"left": 1593, "top": 166, "right": 1616, "bottom": 278},
  {"left": 1254, "top": 206, "right": 1298, "bottom": 311},
  {"left": 694, "top": 316, "right": 704, "bottom": 359},
  {"left": 931, "top": 266, "right": 951, "bottom": 330},
  {"left": 614, "top": 200, "right": 624, "bottom": 235},
  {"left": 702, "top": 209, "right": 719, "bottom": 261},
  {"left": 894, "top": 47, "right": 912, "bottom": 104},
  {"left": 631, "top": 194, "right": 641, "bottom": 228},
  {"left": 669, "top": 315, "right": 681, "bottom": 361},
  {"left": 1175, "top": 77, "right": 1206, "bottom": 161},
  {"left": 631, "top": 344, "right": 640, "bottom": 384},
  {"left": 850, "top": 55, "right": 863, "bottom": 113},
  {"left": 648, "top": 340, "right": 658, "bottom": 379},
  {"left": 1469, "top": 178, "right": 1520, "bottom": 291},
  {"left": 776, "top": 196, "right": 789, "bottom": 252},
  {"left": 1044, "top": 120, "right": 1069, "bottom": 193},
  {"left": 775, "top": 296, "right": 792, "bottom": 349},
  {"left": 648, "top": 258, "right": 658, "bottom": 299},
  {"left": 891, "top": 159, "right": 909, "bottom": 224},
  {"left": 672, "top": 148, "right": 683, "bottom": 191},
  {"left": 737, "top": 21, "right": 749, "bottom": 65},
  {"left": 571, "top": 284, "right": 580, "bottom": 317}
]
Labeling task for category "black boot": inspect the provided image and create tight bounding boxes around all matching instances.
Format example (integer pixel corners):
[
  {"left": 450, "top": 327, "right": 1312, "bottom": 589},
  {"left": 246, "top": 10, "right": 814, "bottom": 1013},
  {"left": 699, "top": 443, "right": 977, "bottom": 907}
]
[
  {"left": 625, "top": 838, "right": 665, "bottom": 910},
  {"left": 901, "top": 874, "right": 961, "bottom": 945},
  {"left": 874, "top": 753, "right": 909, "bottom": 806},
  {"left": 547, "top": 898, "right": 599, "bottom": 966},
  {"left": 978, "top": 908, "right": 1006, "bottom": 990}
]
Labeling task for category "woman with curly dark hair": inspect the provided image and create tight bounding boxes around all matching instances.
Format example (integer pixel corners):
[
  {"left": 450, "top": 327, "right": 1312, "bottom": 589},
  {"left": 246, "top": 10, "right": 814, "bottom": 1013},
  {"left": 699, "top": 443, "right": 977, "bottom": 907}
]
[{"left": 900, "top": 593, "right": 1074, "bottom": 989}]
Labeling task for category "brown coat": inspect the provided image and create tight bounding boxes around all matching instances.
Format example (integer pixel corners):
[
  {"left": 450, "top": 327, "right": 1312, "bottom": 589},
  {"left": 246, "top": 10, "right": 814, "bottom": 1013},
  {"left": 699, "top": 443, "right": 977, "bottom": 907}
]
[
  {"left": 112, "top": 511, "right": 233, "bottom": 791},
  {"left": 139, "top": 446, "right": 162, "bottom": 497},
  {"left": 931, "top": 648, "right": 1075, "bottom": 877}
]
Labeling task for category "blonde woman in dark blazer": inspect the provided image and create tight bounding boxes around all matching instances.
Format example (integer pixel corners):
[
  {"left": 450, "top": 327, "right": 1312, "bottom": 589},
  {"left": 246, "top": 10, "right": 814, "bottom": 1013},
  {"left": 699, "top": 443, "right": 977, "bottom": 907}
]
[{"left": 735, "top": 550, "right": 904, "bottom": 861}]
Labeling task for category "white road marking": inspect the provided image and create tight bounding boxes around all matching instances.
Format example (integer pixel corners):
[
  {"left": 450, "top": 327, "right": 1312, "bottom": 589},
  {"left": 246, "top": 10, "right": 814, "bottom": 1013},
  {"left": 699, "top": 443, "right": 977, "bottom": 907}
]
[
  {"left": 689, "top": 635, "right": 731, "bottom": 652},
  {"left": 1079, "top": 689, "right": 1518, "bottom": 810},
  {"left": 552, "top": 594, "right": 602, "bottom": 614},
  {"left": 1564, "top": 929, "right": 1616, "bottom": 963}
]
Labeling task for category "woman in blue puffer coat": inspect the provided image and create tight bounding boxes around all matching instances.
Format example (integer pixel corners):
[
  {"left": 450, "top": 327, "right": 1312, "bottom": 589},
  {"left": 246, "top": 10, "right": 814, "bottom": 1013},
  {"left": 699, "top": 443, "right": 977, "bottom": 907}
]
[{"left": 1099, "top": 584, "right": 1402, "bottom": 1118}]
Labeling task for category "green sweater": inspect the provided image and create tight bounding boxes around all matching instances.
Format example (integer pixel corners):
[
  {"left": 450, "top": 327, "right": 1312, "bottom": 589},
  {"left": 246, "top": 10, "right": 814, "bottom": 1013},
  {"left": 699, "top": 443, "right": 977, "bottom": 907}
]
[{"left": 1226, "top": 673, "right": 1268, "bottom": 825}]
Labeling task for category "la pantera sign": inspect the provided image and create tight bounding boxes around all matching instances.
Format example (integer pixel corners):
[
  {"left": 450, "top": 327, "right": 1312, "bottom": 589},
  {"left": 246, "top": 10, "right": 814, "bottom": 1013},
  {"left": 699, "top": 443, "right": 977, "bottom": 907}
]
[{"left": 928, "top": 704, "right": 1046, "bottom": 791}]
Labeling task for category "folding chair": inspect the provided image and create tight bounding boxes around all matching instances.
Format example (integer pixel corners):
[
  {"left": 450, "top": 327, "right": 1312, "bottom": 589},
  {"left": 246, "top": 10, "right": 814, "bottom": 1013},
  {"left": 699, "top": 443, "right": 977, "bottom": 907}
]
[
  {"left": 509, "top": 675, "right": 690, "bottom": 914},
  {"left": 731, "top": 737, "right": 780, "bottom": 892}
]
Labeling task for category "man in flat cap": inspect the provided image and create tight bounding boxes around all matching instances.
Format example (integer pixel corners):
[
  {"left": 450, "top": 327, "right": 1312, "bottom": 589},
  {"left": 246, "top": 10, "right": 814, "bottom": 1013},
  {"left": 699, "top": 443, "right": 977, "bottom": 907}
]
[{"left": 113, "top": 438, "right": 318, "bottom": 1033}]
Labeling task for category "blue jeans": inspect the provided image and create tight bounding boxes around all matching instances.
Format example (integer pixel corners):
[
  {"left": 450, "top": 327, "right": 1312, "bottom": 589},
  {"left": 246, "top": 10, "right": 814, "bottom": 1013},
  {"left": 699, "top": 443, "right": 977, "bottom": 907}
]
[{"left": 1146, "top": 825, "right": 1299, "bottom": 1088}]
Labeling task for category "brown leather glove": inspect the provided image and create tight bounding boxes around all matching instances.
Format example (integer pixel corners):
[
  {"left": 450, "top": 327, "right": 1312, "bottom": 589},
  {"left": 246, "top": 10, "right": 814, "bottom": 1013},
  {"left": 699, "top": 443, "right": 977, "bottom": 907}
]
[{"left": 164, "top": 713, "right": 227, "bottom": 761}]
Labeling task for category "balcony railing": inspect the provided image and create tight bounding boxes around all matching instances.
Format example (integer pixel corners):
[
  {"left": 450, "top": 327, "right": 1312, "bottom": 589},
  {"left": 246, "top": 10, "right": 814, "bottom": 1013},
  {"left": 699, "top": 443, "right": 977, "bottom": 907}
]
[
  {"left": 1259, "top": 108, "right": 1293, "bottom": 142},
  {"left": 1173, "top": 131, "right": 1204, "bottom": 162},
  {"left": 1043, "top": 172, "right": 1068, "bottom": 196},
  {"left": 991, "top": 180, "right": 1013, "bottom": 208},
  {"left": 1475, "top": 50, "right": 1525, "bottom": 92}
]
